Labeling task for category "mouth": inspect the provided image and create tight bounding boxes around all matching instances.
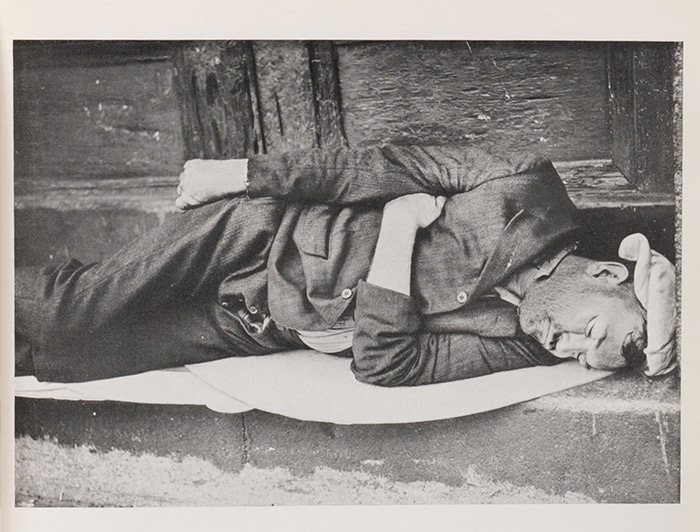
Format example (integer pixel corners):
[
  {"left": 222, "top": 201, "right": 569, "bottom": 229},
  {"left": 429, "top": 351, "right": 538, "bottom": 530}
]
[{"left": 575, "top": 353, "right": 590, "bottom": 369}]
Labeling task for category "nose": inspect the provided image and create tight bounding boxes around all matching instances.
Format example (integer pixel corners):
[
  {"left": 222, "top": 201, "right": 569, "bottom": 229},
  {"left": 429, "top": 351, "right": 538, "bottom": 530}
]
[{"left": 553, "top": 332, "right": 598, "bottom": 360}]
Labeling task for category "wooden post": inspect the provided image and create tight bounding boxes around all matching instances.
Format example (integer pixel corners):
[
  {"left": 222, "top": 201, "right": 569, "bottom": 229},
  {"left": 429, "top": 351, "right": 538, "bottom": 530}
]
[
  {"left": 174, "top": 40, "right": 348, "bottom": 157},
  {"left": 608, "top": 42, "right": 680, "bottom": 193},
  {"left": 252, "top": 41, "right": 317, "bottom": 153},
  {"left": 307, "top": 41, "right": 348, "bottom": 149},
  {"left": 173, "top": 41, "right": 265, "bottom": 159}
]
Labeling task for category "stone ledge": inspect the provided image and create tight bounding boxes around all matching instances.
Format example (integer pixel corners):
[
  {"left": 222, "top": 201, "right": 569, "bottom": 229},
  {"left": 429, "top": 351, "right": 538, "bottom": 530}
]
[
  {"left": 14, "top": 158, "right": 677, "bottom": 266},
  {"left": 529, "top": 369, "right": 679, "bottom": 412},
  {"left": 14, "top": 368, "right": 680, "bottom": 504},
  {"left": 14, "top": 159, "right": 675, "bottom": 213},
  {"left": 15, "top": 380, "right": 680, "bottom": 504}
]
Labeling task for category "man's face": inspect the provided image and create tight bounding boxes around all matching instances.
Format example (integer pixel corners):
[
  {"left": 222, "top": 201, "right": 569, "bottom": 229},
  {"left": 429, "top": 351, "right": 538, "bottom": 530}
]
[{"left": 518, "top": 256, "right": 645, "bottom": 370}]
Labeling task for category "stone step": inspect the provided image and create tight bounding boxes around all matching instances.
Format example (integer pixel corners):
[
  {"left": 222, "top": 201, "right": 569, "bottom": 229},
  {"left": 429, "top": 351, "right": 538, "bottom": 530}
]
[
  {"left": 14, "top": 159, "right": 677, "bottom": 266},
  {"left": 15, "top": 368, "right": 679, "bottom": 505},
  {"left": 14, "top": 159, "right": 676, "bottom": 213}
]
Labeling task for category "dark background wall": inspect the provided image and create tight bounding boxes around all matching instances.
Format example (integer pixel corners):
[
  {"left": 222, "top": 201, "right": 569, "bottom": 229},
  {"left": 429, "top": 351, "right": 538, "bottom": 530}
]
[{"left": 13, "top": 40, "right": 680, "bottom": 265}]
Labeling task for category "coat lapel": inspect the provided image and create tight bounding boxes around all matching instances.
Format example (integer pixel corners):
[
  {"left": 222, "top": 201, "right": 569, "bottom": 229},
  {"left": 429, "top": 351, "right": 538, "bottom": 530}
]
[{"left": 466, "top": 207, "right": 580, "bottom": 304}]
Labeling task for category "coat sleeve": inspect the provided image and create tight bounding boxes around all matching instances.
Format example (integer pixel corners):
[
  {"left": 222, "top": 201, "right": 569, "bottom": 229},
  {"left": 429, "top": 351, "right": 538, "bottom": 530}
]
[
  {"left": 246, "top": 145, "right": 552, "bottom": 205},
  {"left": 351, "top": 281, "right": 561, "bottom": 386}
]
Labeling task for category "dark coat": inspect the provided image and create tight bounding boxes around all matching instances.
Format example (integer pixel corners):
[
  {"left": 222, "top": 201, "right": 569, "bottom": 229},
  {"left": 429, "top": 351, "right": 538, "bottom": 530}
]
[{"left": 238, "top": 145, "right": 581, "bottom": 385}]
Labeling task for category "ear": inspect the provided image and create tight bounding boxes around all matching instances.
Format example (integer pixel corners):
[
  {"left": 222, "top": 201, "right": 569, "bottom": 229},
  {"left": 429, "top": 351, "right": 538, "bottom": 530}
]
[{"left": 586, "top": 261, "right": 630, "bottom": 285}]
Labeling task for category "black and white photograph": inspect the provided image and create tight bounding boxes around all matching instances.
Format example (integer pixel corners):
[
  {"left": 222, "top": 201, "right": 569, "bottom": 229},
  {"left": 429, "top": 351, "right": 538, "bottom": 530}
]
[{"left": 1, "top": 2, "right": 697, "bottom": 531}]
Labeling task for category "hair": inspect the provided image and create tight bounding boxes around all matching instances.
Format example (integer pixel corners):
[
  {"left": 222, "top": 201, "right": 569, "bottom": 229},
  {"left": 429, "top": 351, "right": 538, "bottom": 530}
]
[
  {"left": 615, "top": 278, "right": 648, "bottom": 368},
  {"left": 621, "top": 327, "right": 647, "bottom": 368}
]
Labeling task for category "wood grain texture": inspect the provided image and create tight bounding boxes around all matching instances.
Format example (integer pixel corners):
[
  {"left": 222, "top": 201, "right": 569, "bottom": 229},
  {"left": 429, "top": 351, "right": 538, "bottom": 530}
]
[
  {"left": 252, "top": 41, "right": 316, "bottom": 153},
  {"left": 632, "top": 44, "right": 676, "bottom": 192},
  {"left": 308, "top": 42, "right": 348, "bottom": 149},
  {"left": 14, "top": 41, "right": 177, "bottom": 69},
  {"left": 336, "top": 41, "right": 611, "bottom": 160},
  {"left": 608, "top": 43, "right": 678, "bottom": 192},
  {"left": 607, "top": 44, "right": 635, "bottom": 181},
  {"left": 173, "top": 42, "right": 264, "bottom": 159},
  {"left": 554, "top": 160, "right": 674, "bottom": 209},
  {"left": 14, "top": 59, "right": 186, "bottom": 179}
]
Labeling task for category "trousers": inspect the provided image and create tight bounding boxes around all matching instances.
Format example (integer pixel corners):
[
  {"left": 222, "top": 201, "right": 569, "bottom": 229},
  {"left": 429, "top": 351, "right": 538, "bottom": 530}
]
[{"left": 16, "top": 197, "right": 307, "bottom": 383}]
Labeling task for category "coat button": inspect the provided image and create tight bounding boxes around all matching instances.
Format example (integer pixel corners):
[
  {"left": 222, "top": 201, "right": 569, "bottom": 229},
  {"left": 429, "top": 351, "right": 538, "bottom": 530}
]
[
  {"left": 457, "top": 291, "right": 468, "bottom": 304},
  {"left": 248, "top": 306, "right": 258, "bottom": 315},
  {"left": 341, "top": 288, "right": 353, "bottom": 299}
]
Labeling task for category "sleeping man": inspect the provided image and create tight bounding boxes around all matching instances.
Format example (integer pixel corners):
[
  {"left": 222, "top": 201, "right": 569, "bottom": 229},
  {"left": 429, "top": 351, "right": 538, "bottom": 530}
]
[{"left": 15, "top": 145, "right": 678, "bottom": 385}]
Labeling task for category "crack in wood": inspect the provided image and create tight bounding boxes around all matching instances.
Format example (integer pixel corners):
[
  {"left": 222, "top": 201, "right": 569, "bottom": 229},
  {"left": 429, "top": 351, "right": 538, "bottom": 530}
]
[{"left": 274, "top": 91, "right": 284, "bottom": 137}]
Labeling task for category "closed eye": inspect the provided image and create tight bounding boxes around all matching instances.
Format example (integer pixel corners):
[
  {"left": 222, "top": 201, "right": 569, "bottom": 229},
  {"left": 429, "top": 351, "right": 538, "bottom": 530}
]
[{"left": 585, "top": 317, "right": 597, "bottom": 338}]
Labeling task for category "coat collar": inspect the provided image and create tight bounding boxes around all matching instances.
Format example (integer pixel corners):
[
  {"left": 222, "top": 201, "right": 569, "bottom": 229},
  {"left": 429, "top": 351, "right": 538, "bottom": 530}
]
[{"left": 466, "top": 206, "right": 580, "bottom": 305}]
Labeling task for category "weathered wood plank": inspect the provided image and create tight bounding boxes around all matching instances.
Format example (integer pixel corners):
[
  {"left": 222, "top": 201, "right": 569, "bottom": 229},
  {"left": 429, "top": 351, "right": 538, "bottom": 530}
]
[
  {"left": 555, "top": 159, "right": 674, "bottom": 208},
  {"left": 608, "top": 42, "right": 679, "bottom": 192},
  {"left": 308, "top": 41, "right": 348, "bottom": 149},
  {"left": 252, "top": 41, "right": 316, "bottom": 153},
  {"left": 336, "top": 41, "right": 611, "bottom": 160},
  {"left": 14, "top": 59, "right": 186, "bottom": 179},
  {"left": 173, "top": 41, "right": 264, "bottom": 159},
  {"left": 14, "top": 41, "right": 178, "bottom": 69},
  {"left": 607, "top": 44, "right": 635, "bottom": 181},
  {"left": 631, "top": 44, "right": 677, "bottom": 193}
]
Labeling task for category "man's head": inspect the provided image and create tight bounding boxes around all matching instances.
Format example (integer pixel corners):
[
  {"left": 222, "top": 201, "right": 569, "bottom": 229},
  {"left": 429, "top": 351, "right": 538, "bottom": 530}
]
[{"left": 518, "top": 255, "right": 647, "bottom": 370}]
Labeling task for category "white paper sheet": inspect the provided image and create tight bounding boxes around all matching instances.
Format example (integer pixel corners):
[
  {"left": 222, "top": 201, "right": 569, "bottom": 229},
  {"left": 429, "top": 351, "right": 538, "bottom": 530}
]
[
  {"left": 15, "top": 368, "right": 252, "bottom": 414},
  {"left": 16, "top": 350, "right": 613, "bottom": 422},
  {"left": 186, "top": 350, "right": 613, "bottom": 424}
]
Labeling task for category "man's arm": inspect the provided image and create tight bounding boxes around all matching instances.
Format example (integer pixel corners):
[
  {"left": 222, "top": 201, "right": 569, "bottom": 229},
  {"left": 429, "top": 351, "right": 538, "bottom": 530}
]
[
  {"left": 176, "top": 146, "right": 552, "bottom": 208},
  {"left": 353, "top": 193, "right": 558, "bottom": 386},
  {"left": 352, "top": 282, "right": 559, "bottom": 386},
  {"left": 247, "top": 146, "right": 550, "bottom": 204}
]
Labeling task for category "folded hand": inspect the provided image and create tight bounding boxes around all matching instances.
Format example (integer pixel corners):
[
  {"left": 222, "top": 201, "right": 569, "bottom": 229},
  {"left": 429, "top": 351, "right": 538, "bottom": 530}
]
[
  {"left": 175, "top": 159, "right": 249, "bottom": 210},
  {"left": 382, "top": 193, "right": 447, "bottom": 230}
]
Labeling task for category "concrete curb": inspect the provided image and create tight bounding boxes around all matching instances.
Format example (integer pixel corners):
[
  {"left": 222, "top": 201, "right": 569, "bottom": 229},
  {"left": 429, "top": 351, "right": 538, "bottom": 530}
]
[{"left": 15, "top": 369, "right": 680, "bottom": 505}]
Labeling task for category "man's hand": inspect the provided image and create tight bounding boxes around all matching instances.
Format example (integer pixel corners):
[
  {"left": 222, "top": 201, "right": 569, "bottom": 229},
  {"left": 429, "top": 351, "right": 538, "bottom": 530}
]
[
  {"left": 175, "top": 159, "right": 249, "bottom": 210},
  {"left": 382, "top": 193, "right": 447, "bottom": 230},
  {"left": 366, "top": 193, "right": 446, "bottom": 296}
]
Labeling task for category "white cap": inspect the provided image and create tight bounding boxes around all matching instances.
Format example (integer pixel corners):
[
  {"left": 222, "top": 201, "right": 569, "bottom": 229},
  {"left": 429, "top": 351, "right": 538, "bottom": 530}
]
[{"left": 618, "top": 234, "right": 677, "bottom": 377}]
